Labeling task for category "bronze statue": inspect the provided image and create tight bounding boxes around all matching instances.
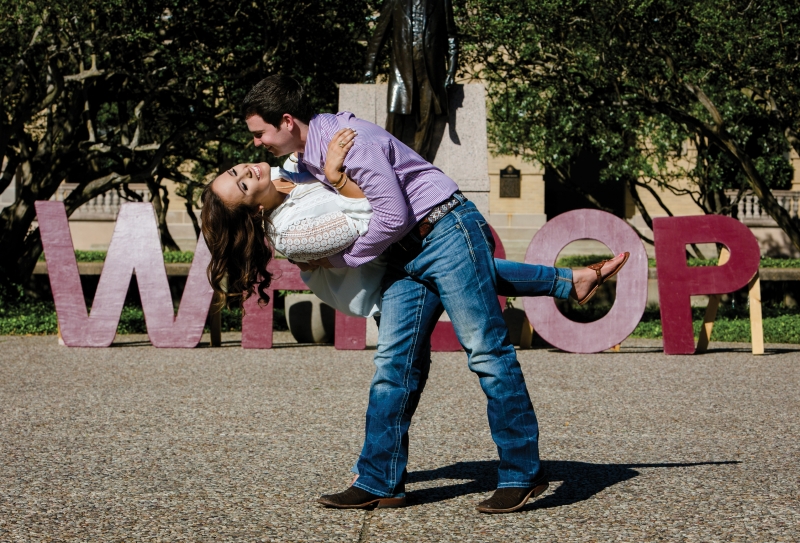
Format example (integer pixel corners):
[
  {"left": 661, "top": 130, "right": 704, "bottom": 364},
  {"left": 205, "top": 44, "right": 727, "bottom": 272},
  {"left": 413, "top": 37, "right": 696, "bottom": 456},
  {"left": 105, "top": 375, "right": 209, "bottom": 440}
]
[{"left": 363, "top": 0, "right": 459, "bottom": 161}]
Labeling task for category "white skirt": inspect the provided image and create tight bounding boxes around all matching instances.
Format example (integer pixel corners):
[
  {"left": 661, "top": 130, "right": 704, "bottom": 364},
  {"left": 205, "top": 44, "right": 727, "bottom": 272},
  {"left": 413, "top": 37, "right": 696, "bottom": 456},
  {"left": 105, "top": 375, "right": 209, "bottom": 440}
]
[{"left": 300, "top": 256, "right": 385, "bottom": 318}]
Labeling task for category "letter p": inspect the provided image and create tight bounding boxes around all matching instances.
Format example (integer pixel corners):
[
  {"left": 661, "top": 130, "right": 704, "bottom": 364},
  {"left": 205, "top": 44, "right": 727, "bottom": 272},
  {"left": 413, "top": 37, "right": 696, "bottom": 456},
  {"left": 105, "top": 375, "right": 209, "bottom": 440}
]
[{"left": 653, "top": 215, "right": 760, "bottom": 355}]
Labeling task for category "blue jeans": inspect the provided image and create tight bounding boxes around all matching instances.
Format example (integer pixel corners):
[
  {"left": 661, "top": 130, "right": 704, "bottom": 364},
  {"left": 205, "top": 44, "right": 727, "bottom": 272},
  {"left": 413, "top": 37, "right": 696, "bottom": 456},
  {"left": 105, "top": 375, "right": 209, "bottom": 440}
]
[
  {"left": 494, "top": 259, "right": 573, "bottom": 299},
  {"left": 353, "top": 197, "right": 549, "bottom": 497}
]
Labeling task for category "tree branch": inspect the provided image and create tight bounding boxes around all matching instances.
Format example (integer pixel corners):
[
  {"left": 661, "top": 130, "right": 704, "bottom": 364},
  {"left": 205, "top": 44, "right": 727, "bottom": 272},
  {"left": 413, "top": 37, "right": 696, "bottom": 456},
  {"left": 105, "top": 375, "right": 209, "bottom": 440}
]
[{"left": 548, "top": 163, "right": 618, "bottom": 214}]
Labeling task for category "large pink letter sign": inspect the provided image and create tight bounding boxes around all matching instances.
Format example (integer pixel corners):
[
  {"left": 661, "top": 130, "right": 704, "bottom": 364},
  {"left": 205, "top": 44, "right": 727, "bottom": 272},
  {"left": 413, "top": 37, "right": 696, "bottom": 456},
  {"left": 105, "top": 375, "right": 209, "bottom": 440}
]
[
  {"left": 36, "top": 201, "right": 214, "bottom": 348},
  {"left": 241, "top": 259, "right": 367, "bottom": 350},
  {"left": 522, "top": 209, "right": 648, "bottom": 353},
  {"left": 653, "top": 215, "right": 760, "bottom": 355}
]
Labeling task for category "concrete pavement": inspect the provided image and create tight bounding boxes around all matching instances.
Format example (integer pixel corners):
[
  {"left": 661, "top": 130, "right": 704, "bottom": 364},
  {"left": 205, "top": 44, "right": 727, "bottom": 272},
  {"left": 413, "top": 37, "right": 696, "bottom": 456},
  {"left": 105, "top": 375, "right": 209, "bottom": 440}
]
[{"left": 0, "top": 333, "right": 797, "bottom": 542}]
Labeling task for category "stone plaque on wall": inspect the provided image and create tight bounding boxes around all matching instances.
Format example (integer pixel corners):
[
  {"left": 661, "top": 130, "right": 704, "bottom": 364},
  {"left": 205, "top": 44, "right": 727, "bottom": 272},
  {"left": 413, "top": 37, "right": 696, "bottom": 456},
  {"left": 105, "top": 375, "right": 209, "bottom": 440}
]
[{"left": 500, "top": 165, "right": 521, "bottom": 198}]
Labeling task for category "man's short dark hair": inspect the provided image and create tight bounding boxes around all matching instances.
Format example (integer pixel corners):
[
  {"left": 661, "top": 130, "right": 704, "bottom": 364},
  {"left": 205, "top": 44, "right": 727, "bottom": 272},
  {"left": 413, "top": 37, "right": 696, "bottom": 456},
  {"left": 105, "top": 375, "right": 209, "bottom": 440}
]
[{"left": 241, "top": 75, "right": 316, "bottom": 127}]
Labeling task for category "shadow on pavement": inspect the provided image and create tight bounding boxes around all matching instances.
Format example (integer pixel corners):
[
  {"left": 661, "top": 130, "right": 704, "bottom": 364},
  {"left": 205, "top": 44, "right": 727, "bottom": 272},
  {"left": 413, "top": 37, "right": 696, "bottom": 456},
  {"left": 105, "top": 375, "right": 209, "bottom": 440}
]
[
  {"left": 407, "top": 459, "right": 741, "bottom": 508},
  {"left": 703, "top": 346, "right": 799, "bottom": 355}
]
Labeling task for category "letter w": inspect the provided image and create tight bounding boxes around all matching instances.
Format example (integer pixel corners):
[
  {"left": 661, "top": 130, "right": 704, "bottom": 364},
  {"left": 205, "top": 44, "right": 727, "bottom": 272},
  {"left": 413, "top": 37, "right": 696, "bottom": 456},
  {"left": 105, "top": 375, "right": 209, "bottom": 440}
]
[{"left": 35, "top": 201, "right": 214, "bottom": 347}]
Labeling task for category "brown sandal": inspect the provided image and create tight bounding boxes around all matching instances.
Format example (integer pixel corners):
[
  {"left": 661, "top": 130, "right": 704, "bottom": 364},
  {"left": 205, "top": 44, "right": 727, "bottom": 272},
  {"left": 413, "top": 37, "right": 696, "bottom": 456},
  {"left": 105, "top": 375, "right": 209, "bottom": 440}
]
[{"left": 577, "top": 252, "right": 630, "bottom": 305}]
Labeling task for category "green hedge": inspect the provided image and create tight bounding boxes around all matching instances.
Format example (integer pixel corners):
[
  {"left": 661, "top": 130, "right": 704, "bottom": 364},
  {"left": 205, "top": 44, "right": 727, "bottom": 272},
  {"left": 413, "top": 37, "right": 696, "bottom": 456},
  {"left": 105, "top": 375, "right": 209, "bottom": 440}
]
[
  {"left": 549, "top": 302, "right": 800, "bottom": 344},
  {"left": 630, "top": 313, "right": 800, "bottom": 344}
]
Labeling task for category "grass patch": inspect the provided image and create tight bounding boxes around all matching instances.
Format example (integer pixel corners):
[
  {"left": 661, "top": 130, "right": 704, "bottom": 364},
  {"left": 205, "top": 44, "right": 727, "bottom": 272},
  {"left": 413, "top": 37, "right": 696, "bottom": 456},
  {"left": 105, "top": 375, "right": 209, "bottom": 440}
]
[
  {"left": 0, "top": 301, "right": 278, "bottom": 336},
  {"left": 629, "top": 304, "right": 800, "bottom": 344},
  {"left": 39, "top": 250, "right": 195, "bottom": 263},
  {"left": 555, "top": 254, "right": 800, "bottom": 268},
  {"left": 550, "top": 300, "right": 800, "bottom": 344}
]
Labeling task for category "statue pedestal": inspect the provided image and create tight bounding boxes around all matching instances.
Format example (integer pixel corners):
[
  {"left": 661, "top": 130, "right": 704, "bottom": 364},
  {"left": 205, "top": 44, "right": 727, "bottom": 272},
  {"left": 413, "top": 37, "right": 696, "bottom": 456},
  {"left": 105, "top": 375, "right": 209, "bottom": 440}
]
[{"left": 338, "top": 83, "right": 490, "bottom": 215}]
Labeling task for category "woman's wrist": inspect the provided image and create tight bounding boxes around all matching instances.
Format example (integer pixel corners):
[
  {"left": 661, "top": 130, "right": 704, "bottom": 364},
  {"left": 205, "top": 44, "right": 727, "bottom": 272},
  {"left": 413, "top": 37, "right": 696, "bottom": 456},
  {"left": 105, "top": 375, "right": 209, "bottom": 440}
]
[
  {"left": 331, "top": 172, "right": 348, "bottom": 191},
  {"left": 325, "top": 166, "right": 343, "bottom": 183}
]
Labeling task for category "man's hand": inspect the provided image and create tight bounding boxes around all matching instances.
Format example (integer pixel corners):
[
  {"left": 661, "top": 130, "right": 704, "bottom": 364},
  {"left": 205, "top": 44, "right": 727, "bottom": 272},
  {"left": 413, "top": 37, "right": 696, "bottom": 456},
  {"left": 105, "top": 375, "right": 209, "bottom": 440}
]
[{"left": 308, "top": 257, "right": 333, "bottom": 269}]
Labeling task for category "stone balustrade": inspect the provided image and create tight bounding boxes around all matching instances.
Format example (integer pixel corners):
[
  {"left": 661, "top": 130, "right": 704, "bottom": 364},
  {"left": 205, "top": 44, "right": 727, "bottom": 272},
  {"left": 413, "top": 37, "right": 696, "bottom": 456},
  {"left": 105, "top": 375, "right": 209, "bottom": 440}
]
[
  {"left": 53, "top": 183, "right": 151, "bottom": 221},
  {"left": 725, "top": 189, "right": 800, "bottom": 226}
]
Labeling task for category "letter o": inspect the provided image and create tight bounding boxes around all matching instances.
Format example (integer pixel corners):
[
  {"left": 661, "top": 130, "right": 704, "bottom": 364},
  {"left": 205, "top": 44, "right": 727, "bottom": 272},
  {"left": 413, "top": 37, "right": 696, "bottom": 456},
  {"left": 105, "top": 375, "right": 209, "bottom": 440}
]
[{"left": 522, "top": 209, "right": 648, "bottom": 353}]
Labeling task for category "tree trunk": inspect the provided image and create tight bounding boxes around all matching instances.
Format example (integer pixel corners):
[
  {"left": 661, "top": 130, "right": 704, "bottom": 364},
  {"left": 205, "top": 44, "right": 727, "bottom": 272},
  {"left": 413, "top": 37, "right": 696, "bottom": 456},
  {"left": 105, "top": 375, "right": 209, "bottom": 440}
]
[
  {"left": 184, "top": 196, "right": 201, "bottom": 239},
  {"left": 146, "top": 176, "right": 181, "bottom": 252},
  {"left": 0, "top": 190, "right": 47, "bottom": 283},
  {"left": 718, "top": 133, "right": 800, "bottom": 252}
]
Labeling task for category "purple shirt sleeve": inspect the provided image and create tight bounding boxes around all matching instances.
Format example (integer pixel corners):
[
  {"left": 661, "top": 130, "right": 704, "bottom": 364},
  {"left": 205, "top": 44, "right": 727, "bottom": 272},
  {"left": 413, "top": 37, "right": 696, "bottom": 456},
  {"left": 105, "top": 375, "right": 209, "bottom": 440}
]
[
  {"left": 303, "top": 113, "right": 459, "bottom": 268},
  {"left": 326, "top": 141, "right": 413, "bottom": 268}
]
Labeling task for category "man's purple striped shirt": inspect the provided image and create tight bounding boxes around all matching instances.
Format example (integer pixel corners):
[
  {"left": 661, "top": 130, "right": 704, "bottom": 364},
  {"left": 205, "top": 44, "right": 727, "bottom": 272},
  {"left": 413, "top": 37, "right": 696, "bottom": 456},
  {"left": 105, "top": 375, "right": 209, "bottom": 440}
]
[{"left": 299, "top": 112, "right": 459, "bottom": 268}]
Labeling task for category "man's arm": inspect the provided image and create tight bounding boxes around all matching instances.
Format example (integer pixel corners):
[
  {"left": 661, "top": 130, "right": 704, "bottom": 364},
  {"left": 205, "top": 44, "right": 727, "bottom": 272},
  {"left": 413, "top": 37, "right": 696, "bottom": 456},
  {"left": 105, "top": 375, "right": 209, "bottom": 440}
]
[{"left": 325, "top": 142, "right": 413, "bottom": 268}]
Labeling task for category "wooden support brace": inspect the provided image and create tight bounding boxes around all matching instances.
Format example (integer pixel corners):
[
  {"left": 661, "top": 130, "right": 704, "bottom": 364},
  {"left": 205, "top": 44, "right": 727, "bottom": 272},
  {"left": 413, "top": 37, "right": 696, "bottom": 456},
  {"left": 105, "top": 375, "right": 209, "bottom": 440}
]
[
  {"left": 696, "top": 247, "right": 731, "bottom": 353},
  {"left": 748, "top": 273, "right": 764, "bottom": 355},
  {"left": 519, "top": 315, "right": 534, "bottom": 350}
]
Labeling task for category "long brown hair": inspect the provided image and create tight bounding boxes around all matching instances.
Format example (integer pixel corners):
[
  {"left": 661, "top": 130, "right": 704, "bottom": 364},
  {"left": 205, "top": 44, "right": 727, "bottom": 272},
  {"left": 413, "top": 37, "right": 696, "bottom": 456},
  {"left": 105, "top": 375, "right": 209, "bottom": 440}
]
[{"left": 201, "top": 183, "right": 272, "bottom": 308}]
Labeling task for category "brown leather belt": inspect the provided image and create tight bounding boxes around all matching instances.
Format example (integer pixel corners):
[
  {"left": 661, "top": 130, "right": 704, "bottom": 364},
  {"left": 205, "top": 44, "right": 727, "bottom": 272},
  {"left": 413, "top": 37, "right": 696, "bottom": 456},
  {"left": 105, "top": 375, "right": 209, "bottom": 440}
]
[
  {"left": 395, "top": 192, "right": 465, "bottom": 253},
  {"left": 413, "top": 191, "right": 464, "bottom": 239}
]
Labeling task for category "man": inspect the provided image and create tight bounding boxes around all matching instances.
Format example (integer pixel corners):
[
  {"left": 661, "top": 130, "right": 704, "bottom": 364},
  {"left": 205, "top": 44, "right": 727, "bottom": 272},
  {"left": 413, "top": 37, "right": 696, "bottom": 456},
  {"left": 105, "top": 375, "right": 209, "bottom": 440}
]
[
  {"left": 363, "top": 0, "right": 459, "bottom": 161},
  {"left": 241, "top": 74, "right": 547, "bottom": 514}
]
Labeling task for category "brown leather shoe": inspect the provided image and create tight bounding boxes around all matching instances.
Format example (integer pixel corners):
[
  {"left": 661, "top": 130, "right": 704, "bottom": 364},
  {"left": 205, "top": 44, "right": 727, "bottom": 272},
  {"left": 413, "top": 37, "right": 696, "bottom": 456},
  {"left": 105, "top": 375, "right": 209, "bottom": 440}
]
[
  {"left": 317, "top": 486, "right": 406, "bottom": 509},
  {"left": 476, "top": 474, "right": 549, "bottom": 514}
]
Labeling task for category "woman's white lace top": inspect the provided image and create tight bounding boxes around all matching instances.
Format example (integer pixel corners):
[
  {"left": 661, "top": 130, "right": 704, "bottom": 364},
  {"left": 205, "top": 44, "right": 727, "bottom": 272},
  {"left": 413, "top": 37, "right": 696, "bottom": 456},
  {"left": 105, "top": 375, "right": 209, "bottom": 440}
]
[
  {"left": 267, "top": 167, "right": 384, "bottom": 317},
  {"left": 268, "top": 168, "right": 372, "bottom": 262}
]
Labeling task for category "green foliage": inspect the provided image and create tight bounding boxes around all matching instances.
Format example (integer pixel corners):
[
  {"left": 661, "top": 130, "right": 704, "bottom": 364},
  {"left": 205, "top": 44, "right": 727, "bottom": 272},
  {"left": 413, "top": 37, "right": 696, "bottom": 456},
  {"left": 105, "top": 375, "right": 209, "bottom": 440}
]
[
  {"left": 113, "top": 305, "right": 256, "bottom": 334},
  {"left": 0, "top": 299, "right": 58, "bottom": 335},
  {"left": 1, "top": 0, "right": 380, "bottom": 283},
  {"left": 459, "top": 0, "right": 800, "bottom": 246},
  {"left": 630, "top": 312, "right": 800, "bottom": 345},
  {"left": 73, "top": 251, "right": 109, "bottom": 263},
  {"left": 162, "top": 252, "right": 194, "bottom": 264},
  {"left": 758, "top": 258, "right": 800, "bottom": 269},
  {"left": 116, "top": 306, "right": 148, "bottom": 334}
]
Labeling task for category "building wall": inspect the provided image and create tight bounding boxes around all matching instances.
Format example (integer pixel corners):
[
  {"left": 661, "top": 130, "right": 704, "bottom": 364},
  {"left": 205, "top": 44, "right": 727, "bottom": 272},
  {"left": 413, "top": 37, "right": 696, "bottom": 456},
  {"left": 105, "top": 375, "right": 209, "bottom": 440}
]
[{"left": 487, "top": 154, "right": 546, "bottom": 262}]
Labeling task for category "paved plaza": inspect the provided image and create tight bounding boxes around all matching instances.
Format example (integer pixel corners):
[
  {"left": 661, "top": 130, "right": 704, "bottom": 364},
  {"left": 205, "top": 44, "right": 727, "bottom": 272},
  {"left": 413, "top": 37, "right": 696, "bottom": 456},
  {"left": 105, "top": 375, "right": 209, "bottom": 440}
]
[{"left": 0, "top": 333, "right": 797, "bottom": 542}]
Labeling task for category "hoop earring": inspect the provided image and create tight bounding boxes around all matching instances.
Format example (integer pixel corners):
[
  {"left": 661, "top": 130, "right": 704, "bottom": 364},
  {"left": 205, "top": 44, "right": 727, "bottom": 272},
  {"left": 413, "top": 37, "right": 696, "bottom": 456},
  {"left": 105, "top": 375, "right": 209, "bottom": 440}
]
[{"left": 260, "top": 209, "right": 266, "bottom": 233}]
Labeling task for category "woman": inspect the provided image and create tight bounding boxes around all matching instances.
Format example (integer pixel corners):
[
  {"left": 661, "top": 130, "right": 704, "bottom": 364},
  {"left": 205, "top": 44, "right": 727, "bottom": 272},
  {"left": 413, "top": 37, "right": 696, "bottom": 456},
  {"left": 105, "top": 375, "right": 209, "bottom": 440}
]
[{"left": 201, "top": 128, "right": 628, "bottom": 315}]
